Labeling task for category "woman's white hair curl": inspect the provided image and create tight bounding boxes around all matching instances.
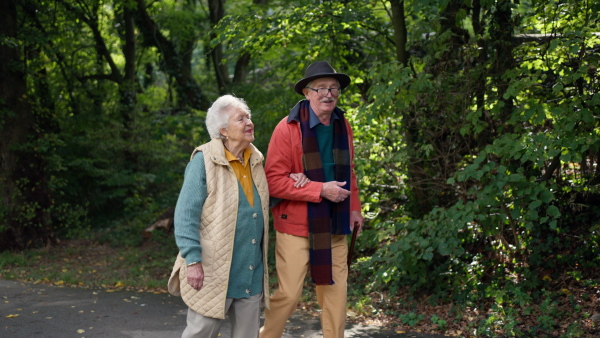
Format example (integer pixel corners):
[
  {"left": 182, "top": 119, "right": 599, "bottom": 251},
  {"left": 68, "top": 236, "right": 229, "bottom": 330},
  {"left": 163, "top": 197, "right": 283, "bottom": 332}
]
[{"left": 205, "top": 95, "right": 251, "bottom": 139}]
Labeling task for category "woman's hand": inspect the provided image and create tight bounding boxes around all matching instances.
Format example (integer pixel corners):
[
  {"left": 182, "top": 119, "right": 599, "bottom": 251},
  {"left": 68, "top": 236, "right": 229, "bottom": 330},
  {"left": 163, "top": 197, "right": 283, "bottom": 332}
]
[
  {"left": 187, "top": 263, "right": 204, "bottom": 290},
  {"left": 289, "top": 173, "right": 310, "bottom": 188}
]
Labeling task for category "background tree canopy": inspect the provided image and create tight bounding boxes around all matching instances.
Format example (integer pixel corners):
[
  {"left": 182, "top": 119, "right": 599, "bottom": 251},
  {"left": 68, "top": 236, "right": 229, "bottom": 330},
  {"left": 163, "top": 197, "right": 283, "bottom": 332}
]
[{"left": 1, "top": 0, "right": 599, "bottom": 336}]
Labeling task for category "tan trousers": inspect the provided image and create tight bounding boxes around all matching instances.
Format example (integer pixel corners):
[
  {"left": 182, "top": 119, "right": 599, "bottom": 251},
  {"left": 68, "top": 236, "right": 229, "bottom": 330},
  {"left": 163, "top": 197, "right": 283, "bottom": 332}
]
[
  {"left": 182, "top": 293, "right": 261, "bottom": 338},
  {"left": 260, "top": 231, "right": 348, "bottom": 338}
]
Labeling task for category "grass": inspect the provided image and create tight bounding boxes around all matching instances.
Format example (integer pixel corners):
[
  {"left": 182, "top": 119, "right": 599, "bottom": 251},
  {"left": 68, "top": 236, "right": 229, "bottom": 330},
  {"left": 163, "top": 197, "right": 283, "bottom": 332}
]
[{"left": 0, "top": 229, "right": 178, "bottom": 292}]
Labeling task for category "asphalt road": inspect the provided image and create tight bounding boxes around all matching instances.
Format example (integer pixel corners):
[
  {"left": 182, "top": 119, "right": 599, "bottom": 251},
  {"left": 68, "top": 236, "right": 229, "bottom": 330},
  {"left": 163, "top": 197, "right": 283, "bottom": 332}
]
[{"left": 1, "top": 279, "right": 443, "bottom": 337}]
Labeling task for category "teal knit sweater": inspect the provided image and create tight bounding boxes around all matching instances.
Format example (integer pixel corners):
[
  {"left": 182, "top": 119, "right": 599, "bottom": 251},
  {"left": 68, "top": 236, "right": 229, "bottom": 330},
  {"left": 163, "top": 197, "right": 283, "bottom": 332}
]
[{"left": 174, "top": 153, "right": 264, "bottom": 299}]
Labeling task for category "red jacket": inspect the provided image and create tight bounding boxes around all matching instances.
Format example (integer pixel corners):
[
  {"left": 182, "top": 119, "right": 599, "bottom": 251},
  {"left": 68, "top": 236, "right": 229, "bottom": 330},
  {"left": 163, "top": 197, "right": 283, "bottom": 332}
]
[{"left": 265, "top": 101, "right": 362, "bottom": 237}]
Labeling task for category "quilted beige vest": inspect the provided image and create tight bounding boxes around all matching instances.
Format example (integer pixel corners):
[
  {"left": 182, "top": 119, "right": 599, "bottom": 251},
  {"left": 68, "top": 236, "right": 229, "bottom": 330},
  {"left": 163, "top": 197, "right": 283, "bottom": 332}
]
[{"left": 167, "top": 138, "right": 270, "bottom": 319}]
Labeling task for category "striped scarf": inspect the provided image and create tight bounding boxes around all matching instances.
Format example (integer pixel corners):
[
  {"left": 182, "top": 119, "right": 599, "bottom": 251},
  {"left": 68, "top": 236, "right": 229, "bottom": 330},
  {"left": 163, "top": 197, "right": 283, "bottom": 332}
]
[{"left": 299, "top": 100, "right": 351, "bottom": 285}]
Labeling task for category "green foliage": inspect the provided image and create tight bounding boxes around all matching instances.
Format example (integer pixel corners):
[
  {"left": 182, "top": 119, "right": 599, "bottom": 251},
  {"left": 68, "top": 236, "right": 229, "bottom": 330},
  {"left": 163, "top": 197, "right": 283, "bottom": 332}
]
[
  {"left": 342, "top": 2, "right": 600, "bottom": 336},
  {"left": 398, "top": 311, "right": 424, "bottom": 327},
  {"left": 365, "top": 210, "right": 467, "bottom": 293},
  {"left": 430, "top": 314, "right": 447, "bottom": 331}
]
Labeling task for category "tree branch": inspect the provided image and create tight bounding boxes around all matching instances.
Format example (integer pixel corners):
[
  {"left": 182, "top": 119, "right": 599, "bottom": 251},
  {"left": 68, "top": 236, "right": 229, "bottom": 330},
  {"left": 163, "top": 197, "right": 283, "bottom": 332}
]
[{"left": 537, "top": 154, "right": 562, "bottom": 182}]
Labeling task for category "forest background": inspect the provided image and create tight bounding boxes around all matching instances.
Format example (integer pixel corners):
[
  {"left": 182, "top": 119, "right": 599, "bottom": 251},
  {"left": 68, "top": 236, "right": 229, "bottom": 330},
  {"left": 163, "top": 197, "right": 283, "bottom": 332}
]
[{"left": 1, "top": 0, "right": 599, "bottom": 336}]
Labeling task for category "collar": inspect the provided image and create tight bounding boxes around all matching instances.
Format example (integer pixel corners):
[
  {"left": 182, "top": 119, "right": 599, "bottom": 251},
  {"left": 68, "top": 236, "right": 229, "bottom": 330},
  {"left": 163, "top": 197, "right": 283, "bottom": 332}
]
[
  {"left": 201, "top": 138, "right": 263, "bottom": 167},
  {"left": 308, "top": 105, "right": 339, "bottom": 128},
  {"left": 224, "top": 147, "right": 252, "bottom": 164},
  {"left": 287, "top": 99, "right": 343, "bottom": 126}
]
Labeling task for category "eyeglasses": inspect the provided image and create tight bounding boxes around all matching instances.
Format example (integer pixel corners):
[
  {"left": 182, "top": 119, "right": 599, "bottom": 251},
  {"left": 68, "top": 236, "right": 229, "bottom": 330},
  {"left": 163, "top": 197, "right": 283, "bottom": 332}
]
[{"left": 306, "top": 87, "right": 341, "bottom": 97}]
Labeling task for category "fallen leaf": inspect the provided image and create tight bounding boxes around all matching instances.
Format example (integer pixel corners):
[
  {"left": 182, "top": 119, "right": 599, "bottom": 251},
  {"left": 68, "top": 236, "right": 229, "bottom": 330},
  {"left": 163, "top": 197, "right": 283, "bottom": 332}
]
[{"left": 6, "top": 314, "right": 19, "bottom": 318}]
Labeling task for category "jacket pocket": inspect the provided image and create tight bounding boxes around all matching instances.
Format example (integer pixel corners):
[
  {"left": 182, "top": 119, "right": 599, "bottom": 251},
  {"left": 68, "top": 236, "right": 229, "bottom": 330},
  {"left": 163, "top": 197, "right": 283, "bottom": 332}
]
[{"left": 167, "top": 254, "right": 185, "bottom": 296}]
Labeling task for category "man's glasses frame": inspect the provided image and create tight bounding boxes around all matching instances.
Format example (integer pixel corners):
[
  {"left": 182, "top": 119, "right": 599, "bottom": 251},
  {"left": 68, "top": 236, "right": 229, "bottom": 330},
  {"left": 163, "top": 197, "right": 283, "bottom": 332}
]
[{"left": 306, "top": 87, "right": 341, "bottom": 97}]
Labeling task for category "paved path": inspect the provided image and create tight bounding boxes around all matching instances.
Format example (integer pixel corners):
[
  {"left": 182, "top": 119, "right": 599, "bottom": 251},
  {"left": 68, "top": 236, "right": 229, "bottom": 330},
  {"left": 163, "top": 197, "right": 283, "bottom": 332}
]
[{"left": 1, "top": 280, "right": 442, "bottom": 337}]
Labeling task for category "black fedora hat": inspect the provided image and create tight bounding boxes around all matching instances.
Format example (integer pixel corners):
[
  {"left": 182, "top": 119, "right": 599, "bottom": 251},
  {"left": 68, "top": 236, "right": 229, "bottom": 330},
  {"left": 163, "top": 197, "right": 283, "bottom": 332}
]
[{"left": 294, "top": 61, "right": 351, "bottom": 95}]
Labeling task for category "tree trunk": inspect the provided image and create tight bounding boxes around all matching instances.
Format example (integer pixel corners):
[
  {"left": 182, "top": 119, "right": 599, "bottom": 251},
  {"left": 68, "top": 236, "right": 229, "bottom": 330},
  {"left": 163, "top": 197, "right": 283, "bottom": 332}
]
[
  {"left": 208, "top": 0, "right": 229, "bottom": 94},
  {"left": 233, "top": 52, "right": 251, "bottom": 84},
  {"left": 231, "top": 0, "right": 271, "bottom": 84},
  {"left": 403, "top": 0, "right": 471, "bottom": 217},
  {"left": 120, "top": 5, "right": 137, "bottom": 131},
  {"left": 134, "top": 0, "right": 209, "bottom": 111},
  {"left": 0, "top": 0, "right": 54, "bottom": 250},
  {"left": 390, "top": 0, "right": 408, "bottom": 66},
  {"left": 492, "top": 0, "right": 516, "bottom": 125}
]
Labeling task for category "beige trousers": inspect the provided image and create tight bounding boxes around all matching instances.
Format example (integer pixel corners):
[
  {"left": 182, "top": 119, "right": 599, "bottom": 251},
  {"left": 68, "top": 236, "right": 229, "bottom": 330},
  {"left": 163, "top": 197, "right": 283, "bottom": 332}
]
[
  {"left": 182, "top": 293, "right": 261, "bottom": 338},
  {"left": 260, "top": 231, "right": 348, "bottom": 338}
]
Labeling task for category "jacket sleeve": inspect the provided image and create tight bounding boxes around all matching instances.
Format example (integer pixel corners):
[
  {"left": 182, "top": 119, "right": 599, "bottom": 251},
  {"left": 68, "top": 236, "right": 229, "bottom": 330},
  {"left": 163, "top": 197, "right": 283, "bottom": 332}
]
[
  {"left": 265, "top": 119, "right": 323, "bottom": 203},
  {"left": 174, "top": 153, "right": 207, "bottom": 265},
  {"left": 346, "top": 118, "right": 362, "bottom": 212}
]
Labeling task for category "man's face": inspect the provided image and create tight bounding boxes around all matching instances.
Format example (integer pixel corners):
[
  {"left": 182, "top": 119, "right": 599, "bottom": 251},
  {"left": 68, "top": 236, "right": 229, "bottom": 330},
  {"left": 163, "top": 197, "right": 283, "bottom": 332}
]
[{"left": 303, "top": 77, "right": 340, "bottom": 116}]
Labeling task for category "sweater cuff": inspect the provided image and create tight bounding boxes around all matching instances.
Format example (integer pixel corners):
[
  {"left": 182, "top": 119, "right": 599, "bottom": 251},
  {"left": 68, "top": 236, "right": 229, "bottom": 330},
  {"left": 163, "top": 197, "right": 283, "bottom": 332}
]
[{"left": 183, "top": 251, "right": 202, "bottom": 266}]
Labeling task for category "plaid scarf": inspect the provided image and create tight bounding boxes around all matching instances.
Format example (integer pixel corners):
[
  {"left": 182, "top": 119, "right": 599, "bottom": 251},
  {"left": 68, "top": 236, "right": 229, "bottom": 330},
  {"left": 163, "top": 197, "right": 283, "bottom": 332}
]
[{"left": 299, "top": 100, "right": 351, "bottom": 285}]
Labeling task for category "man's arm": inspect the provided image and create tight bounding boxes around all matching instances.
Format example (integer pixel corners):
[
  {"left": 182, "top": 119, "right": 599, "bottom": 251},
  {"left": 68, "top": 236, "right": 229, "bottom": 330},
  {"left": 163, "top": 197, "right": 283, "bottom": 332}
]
[
  {"left": 265, "top": 120, "right": 323, "bottom": 202},
  {"left": 347, "top": 119, "right": 364, "bottom": 233}
]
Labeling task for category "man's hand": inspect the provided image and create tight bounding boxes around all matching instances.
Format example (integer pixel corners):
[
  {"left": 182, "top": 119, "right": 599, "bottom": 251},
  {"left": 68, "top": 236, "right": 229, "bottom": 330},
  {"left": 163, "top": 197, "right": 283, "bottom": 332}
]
[
  {"left": 320, "top": 181, "right": 351, "bottom": 203},
  {"left": 187, "top": 263, "right": 204, "bottom": 290},
  {"left": 350, "top": 210, "right": 364, "bottom": 236}
]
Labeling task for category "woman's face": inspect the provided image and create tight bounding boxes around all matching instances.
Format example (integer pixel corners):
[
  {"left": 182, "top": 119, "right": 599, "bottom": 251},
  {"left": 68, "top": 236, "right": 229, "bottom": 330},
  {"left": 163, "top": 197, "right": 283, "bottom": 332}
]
[{"left": 221, "top": 108, "right": 254, "bottom": 145}]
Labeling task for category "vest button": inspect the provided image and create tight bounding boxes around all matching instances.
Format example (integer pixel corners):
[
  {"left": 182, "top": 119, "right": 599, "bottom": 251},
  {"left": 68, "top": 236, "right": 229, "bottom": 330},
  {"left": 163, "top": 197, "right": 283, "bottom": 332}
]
[{"left": 253, "top": 213, "right": 258, "bottom": 219}]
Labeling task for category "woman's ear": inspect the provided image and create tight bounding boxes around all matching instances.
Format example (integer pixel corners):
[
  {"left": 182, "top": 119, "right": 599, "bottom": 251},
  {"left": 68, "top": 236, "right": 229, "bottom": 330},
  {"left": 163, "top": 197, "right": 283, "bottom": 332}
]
[{"left": 220, "top": 128, "right": 228, "bottom": 139}]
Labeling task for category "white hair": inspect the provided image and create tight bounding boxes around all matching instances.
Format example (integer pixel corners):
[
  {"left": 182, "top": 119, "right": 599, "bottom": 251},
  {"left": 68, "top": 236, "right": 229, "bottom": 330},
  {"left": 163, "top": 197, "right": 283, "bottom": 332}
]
[
  {"left": 306, "top": 79, "right": 341, "bottom": 89},
  {"left": 205, "top": 95, "right": 251, "bottom": 139}
]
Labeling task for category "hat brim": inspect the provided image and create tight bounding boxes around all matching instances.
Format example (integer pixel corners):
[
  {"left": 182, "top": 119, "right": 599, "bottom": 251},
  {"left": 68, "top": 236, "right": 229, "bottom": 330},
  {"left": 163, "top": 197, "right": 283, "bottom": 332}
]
[{"left": 294, "top": 73, "right": 351, "bottom": 95}]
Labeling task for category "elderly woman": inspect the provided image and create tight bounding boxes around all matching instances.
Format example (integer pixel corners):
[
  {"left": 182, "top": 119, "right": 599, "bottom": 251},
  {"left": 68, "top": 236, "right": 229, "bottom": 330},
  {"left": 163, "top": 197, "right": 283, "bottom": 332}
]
[{"left": 168, "top": 95, "right": 308, "bottom": 338}]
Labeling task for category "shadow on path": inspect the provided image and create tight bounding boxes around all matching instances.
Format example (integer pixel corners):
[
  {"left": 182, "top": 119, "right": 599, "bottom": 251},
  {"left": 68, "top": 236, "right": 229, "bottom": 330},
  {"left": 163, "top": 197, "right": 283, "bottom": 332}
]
[{"left": 1, "top": 280, "right": 443, "bottom": 337}]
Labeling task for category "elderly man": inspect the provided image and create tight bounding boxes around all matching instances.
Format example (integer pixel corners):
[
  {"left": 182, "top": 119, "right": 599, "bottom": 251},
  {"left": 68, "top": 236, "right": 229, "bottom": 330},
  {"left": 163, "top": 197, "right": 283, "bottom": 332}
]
[{"left": 260, "top": 61, "right": 364, "bottom": 338}]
